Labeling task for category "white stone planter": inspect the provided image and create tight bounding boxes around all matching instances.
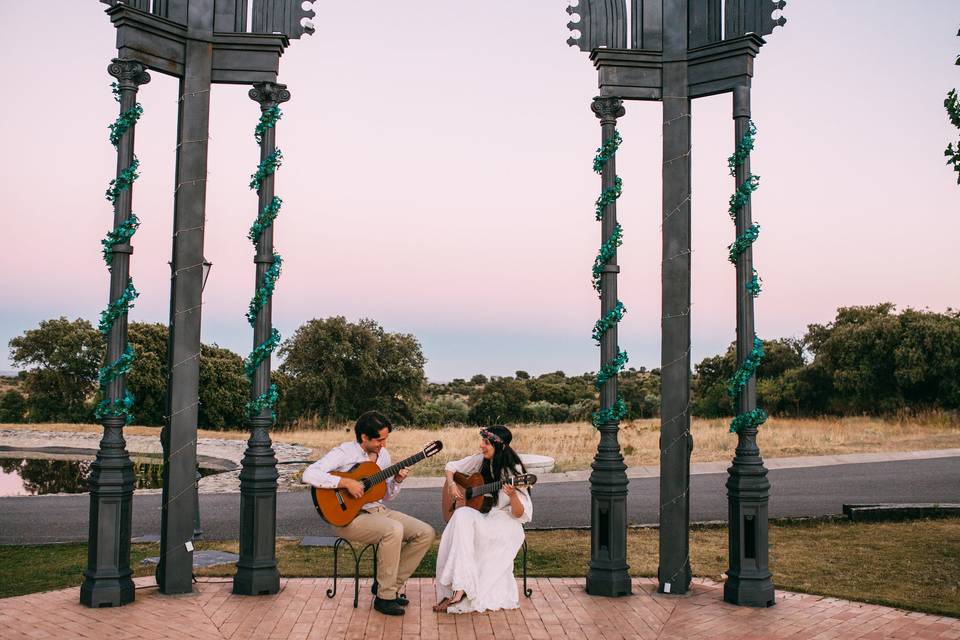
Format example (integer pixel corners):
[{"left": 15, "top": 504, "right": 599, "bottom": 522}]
[{"left": 518, "top": 453, "right": 555, "bottom": 474}]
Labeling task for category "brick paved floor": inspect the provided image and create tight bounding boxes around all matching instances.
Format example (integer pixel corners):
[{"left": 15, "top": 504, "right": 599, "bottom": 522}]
[{"left": 1, "top": 577, "right": 957, "bottom": 640}]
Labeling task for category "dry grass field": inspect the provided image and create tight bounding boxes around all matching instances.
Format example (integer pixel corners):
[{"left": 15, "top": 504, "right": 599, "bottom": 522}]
[{"left": 4, "top": 413, "right": 958, "bottom": 475}]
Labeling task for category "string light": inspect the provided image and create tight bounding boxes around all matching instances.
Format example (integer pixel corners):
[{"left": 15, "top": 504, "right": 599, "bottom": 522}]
[
  {"left": 174, "top": 177, "right": 208, "bottom": 193},
  {"left": 660, "top": 195, "right": 690, "bottom": 229},
  {"left": 176, "top": 89, "right": 210, "bottom": 102}
]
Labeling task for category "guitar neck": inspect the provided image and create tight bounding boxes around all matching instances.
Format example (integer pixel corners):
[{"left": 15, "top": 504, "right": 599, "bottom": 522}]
[
  {"left": 466, "top": 477, "right": 510, "bottom": 499},
  {"left": 364, "top": 451, "right": 427, "bottom": 488}
]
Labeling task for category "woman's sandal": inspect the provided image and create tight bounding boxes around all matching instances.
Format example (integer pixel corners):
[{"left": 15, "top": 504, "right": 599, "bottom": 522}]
[{"left": 433, "top": 590, "right": 466, "bottom": 613}]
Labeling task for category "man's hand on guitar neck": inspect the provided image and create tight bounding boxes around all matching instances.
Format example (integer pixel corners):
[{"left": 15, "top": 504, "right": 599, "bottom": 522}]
[
  {"left": 394, "top": 468, "right": 409, "bottom": 484},
  {"left": 339, "top": 477, "right": 365, "bottom": 499}
]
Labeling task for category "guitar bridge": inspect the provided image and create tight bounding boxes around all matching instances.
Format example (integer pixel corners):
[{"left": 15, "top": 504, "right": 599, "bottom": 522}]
[{"left": 335, "top": 489, "right": 347, "bottom": 511}]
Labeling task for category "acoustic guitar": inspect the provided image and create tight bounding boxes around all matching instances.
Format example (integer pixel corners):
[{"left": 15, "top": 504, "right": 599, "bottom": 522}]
[
  {"left": 441, "top": 471, "right": 537, "bottom": 522},
  {"left": 311, "top": 441, "right": 443, "bottom": 526}
]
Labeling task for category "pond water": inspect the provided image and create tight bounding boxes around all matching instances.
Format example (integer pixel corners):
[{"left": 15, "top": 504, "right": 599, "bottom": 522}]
[{"left": 0, "top": 456, "right": 225, "bottom": 497}]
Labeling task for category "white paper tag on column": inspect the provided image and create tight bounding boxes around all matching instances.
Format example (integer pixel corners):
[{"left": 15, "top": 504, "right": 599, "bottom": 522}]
[
  {"left": 664, "top": 582, "right": 671, "bottom": 593},
  {"left": 185, "top": 540, "right": 194, "bottom": 552}
]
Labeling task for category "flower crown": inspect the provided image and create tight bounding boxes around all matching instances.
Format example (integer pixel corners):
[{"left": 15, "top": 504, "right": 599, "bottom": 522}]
[{"left": 479, "top": 429, "right": 503, "bottom": 445}]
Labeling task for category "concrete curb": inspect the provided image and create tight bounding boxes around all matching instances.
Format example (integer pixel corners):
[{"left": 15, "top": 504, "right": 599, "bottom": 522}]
[{"left": 396, "top": 448, "right": 960, "bottom": 489}]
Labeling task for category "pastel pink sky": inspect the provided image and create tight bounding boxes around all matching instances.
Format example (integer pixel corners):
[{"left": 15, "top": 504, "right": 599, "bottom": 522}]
[{"left": 1, "top": 1, "right": 958, "bottom": 381}]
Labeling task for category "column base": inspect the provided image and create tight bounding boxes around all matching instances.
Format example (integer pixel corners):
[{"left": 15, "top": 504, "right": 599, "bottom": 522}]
[
  {"left": 585, "top": 567, "right": 632, "bottom": 597},
  {"left": 657, "top": 563, "right": 692, "bottom": 595},
  {"left": 233, "top": 563, "right": 280, "bottom": 596},
  {"left": 723, "top": 572, "right": 775, "bottom": 607},
  {"left": 80, "top": 573, "right": 134, "bottom": 608}
]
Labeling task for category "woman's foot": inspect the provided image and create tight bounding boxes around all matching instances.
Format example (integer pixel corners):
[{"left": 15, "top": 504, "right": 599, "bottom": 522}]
[{"left": 433, "top": 590, "right": 466, "bottom": 612}]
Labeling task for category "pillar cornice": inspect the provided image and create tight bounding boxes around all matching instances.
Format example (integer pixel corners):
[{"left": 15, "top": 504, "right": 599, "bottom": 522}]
[
  {"left": 108, "top": 58, "right": 151, "bottom": 88},
  {"left": 249, "top": 81, "right": 290, "bottom": 109}
]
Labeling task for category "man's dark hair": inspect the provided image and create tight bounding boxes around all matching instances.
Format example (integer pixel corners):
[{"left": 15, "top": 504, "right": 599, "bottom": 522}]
[{"left": 355, "top": 410, "right": 393, "bottom": 442}]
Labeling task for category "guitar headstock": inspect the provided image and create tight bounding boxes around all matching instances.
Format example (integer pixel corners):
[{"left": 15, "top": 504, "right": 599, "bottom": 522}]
[
  {"left": 422, "top": 441, "right": 443, "bottom": 457},
  {"left": 509, "top": 474, "right": 538, "bottom": 489}
]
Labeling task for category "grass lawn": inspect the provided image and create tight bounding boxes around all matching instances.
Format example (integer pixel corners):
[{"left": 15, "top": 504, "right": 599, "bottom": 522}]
[{"left": 1, "top": 518, "right": 957, "bottom": 617}]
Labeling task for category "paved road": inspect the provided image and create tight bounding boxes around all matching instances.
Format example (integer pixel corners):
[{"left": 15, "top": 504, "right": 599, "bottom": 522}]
[{"left": 1, "top": 457, "right": 957, "bottom": 544}]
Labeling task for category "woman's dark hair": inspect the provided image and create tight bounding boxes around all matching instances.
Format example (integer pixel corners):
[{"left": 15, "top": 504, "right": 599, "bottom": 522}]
[
  {"left": 479, "top": 425, "right": 527, "bottom": 497},
  {"left": 355, "top": 410, "right": 393, "bottom": 442}
]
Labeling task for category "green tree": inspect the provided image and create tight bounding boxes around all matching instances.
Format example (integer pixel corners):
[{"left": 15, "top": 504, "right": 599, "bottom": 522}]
[
  {"left": 619, "top": 370, "right": 661, "bottom": 419},
  {"left": 123, "top": 323, "right": 249, "bottom": 429},
  {"left": 198, "top": 343, "right": 248, "bottom": 430},
  {"left": 693, "top": 338, "right": 806, "bottom": 417},
  {"left": 467, "top": 377, "right": 529, "bottom": 425},
  {"left": 804, "top": 304, "right": 960, "bottom": 413},
  {"left": 125, "top": 322, "right": 169, "bottom": 426},
  {"left": 414, "top": 396, "right": 470, "bottom": 426},
  {"left": 0, "top": 390, "right": 27, "bottom": 423},
  {"left": 278, "top": 317, "right": 426, "bottom": 425},
  {"left": 8, "top": 317, "right": 103, "bottom": 422}
]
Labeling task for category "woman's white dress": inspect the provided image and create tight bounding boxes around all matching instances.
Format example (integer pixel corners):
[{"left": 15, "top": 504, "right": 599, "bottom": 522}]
[{"left": 435, "top": 453, "right": 533, "bottom": 614}]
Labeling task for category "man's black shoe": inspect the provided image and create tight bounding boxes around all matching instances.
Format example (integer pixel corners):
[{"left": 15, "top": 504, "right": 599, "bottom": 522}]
[
  {"left": 371, "top": 581, "right": 408, "bottom": 606},
  {"left": 373, "top": 597, "right": 405, "bottom": 616}
]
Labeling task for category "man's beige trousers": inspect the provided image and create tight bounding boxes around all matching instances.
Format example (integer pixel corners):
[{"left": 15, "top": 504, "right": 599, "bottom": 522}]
[{"left": 331, "top": 507, "right": 435, "bottom": 600}]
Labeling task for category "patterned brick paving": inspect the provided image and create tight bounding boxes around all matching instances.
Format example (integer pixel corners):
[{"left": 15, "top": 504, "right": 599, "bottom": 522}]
[{"left": 1, "top": 577, "right": 957, "bottom": 640}]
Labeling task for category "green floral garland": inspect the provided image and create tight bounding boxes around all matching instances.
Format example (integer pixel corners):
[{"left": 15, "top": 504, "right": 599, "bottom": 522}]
[
  {"left": 592, "top": 223, "right": 622, "bottom": 293},
  {"left": 249, "top": 149, "right": 283, "bottom": 191},
  {"left": 109, "top": 103, "right": 143, "bottom": 147},
  {"left": 246, "top": 253, "right": 283, "bottom": 324},
  {"left": 245, "top": 108, "right": 284, "bottom": 419},
  {"left": 105, "top": 157, "right": 140, "bottom": 203},
  {"left": 726, "top": 120, "right": 767, "bottom": 434},
  {"left": 245, "top": 328, "right": 282, "bottom": 379},
  {"left": 249, "top": 196, "right": 282, "bottom": 244},
  {"left": 254, "top": 106, "right": 282, "bottom": 144},
  {"left": 595, "top": 177, "right": 623, "bottom": 220},
  {"left": 728, "top": 223, "right": 761, "bottom": 264},
  {"left": 590, "top": 129, "right": 629, "bottom": 427},
  {"left": 592, "top": 301, "right": 626, "bottom": 344},
  {"left": 98, "top": 280, "right": 139, "bottom": 334},
  {"left": 101, "top": 214, "right": 139, "bottom": 266},
  {"left": 946, "top": 88, "right": 960, "bottom": 184},
  {"left": 96, "top": 83, "right": 142, "bottom": 424}
]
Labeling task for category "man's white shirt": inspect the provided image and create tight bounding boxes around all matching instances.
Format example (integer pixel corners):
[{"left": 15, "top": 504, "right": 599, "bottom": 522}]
[{"left": 302, "top": 441, "right": 400, "bottom": 511}]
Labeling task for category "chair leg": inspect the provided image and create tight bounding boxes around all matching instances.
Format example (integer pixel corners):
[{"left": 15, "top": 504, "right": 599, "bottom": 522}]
[
  {"left": 356, "top": 543, "right": 378, "bottom": 609},
  {"left": 327, "top": 538, "right": 343, "bottom": 598},
  {"left": 522, "top": 539, "right": 531, "bottom": 597},
  {"left": 372, "top": 543, "right": 379, "bottom": 596},
  {"left": 353, "top": 547, "right": 362, "bottom": 608}
]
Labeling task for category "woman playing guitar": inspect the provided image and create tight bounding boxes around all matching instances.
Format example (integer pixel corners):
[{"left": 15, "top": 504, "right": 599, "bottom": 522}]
[{"left": 433, "top": 425, "right": 533, "bottom": 614}]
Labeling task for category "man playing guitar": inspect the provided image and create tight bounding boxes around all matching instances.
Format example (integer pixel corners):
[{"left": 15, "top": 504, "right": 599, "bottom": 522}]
[{"left": 302, "top": 411, "right": 435, "bottom": 616}]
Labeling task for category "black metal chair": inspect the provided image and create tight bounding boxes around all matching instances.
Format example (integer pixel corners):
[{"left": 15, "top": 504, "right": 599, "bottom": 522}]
[{"left": 321, "top": 537, "right": 379, "bottom": 609}]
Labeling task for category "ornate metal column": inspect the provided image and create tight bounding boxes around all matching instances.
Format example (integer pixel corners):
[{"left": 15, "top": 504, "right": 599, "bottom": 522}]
[
  {"left": 81, "top": 58, "right": 149, "bottom": 608},
  {"left": 658, "top": 0, "right": 693, "bottom": 596},
  {"left": 158, "top": 5, "right": 215, "bottom": 595},
  {"left": 585, "top": 96, "right": 631, "bottom": 598},
  {"left": 724, "top": 84, "right": 775, "bottom": 607},
  {"left": 233, "top": 81, "right": 288, "bottom": 596}
]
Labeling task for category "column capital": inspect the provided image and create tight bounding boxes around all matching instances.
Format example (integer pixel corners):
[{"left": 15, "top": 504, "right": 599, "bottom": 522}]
[
  {"left": 249, "top": 82, "right": 291, "bottom": 109},
  {"left": 591, "top": 96, "right": 625, "bottom": 123},
  {"left": 108, "top": 58, "right": 150, "bottom": 89}
]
